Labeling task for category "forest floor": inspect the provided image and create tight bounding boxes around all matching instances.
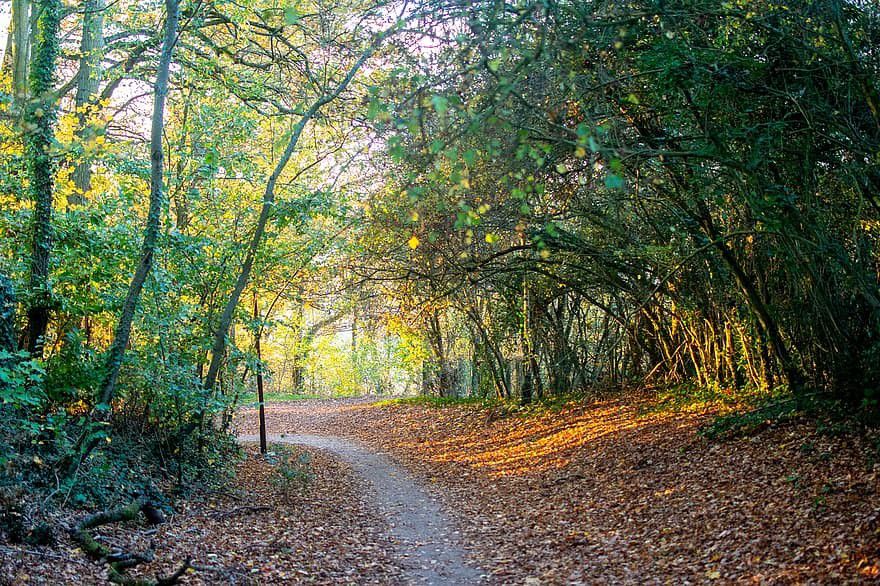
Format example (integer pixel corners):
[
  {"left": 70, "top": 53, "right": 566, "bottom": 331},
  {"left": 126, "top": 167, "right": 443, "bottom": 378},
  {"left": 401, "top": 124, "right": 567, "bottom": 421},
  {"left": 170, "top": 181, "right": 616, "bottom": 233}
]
[
  {"left": 4, "top": 393, "right": 880, "bottom": 584},
  {"left": 233, "top": 394, "right": 880, "bottom": 585},
  {"left": 1, "top": 442, "right": 406, "bottom": 585}
]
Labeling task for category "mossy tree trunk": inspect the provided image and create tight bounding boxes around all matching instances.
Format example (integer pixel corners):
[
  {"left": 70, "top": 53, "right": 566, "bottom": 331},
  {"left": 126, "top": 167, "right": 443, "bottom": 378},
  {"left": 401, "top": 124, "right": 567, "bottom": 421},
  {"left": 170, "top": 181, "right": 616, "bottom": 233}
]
[
  {"left": 99, "top": 0, "right": 180, "bottom": 406},
  {"left": 23, "top": 0, "right": 61, "bottom": 357}
]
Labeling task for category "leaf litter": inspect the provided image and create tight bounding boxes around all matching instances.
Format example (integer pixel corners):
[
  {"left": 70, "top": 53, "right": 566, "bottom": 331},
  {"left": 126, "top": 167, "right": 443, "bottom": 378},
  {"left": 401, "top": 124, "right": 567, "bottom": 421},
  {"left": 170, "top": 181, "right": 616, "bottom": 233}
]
[
  {"left": 5, "top": 394, "right": 880, "bottom": 584},
  {"left": 235, "top": 395, "right": 880, "bottom": 584},
  {"left": 1, "top": 445, "right": 405, "bottom": 585}
]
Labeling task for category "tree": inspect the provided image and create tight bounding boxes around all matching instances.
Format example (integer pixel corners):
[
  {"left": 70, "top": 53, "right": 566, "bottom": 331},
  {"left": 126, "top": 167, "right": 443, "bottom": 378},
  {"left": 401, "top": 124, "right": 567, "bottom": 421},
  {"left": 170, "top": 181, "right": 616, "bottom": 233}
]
[
  {"left": 98, "top": 0, "right": 180, "bottom": 406},
  {"left": 201, "top": 6, "right": 396, "bottom": 392},
  {"left": 10, "top": 0, "right": 30, "bottom": 107},
  {"left": 22, "top": 0, "right": 61, "bottom": 356},
  {"left": 69, "top": 0, "right": 106, "bottom": 205}
]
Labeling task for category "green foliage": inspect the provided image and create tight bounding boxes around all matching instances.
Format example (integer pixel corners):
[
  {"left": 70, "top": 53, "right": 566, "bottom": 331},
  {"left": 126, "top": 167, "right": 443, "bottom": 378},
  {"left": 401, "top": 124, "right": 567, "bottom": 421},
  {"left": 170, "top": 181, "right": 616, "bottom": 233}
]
[
  {"left": 700, "top": 400, "right": 805, "bottom": 441},
  {"left": 239, "top": 391, "right": 322, "bottom": 405},
  {"left": 302, "top": 330, "right": 422, "bottom": 396},
  {"left": 2, "top": 0, "right": 880, "bottom": 530},
  {"left": 0, "top": 352, "right": 47, "bottom": 473},
  {"left": 44, "top": 331, "right": 101, "bottom": 403},
  {"left": 270, "top": 448, "right": 313, "bottom": 491},
  {"left": 700, "top": 394, "right": 864, "bottom": 441},
  {"left": 652, "top": 382, "right": 788, "bottom": 413},
  {"left": 0, "top": 351, "right": 45, "bottom": 409}
]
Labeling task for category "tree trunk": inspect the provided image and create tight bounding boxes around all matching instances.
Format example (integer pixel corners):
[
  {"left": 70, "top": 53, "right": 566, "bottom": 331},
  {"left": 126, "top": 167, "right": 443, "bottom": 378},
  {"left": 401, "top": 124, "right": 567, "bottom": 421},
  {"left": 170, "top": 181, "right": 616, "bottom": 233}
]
[
  {"left": 11, "top": 0, "right": 30, "bottom": 107},
  {"left": 68, "top": 0, "right": 105, "bottom": 206},
  {"left": 705, "top": 218, "right": 802, "bottom": 392},
  {"left": 23, "top": 0, "right": 61, "bottom": 357},
  {"left": 98, "top": 0, "right": 180, "bottom": 406}
]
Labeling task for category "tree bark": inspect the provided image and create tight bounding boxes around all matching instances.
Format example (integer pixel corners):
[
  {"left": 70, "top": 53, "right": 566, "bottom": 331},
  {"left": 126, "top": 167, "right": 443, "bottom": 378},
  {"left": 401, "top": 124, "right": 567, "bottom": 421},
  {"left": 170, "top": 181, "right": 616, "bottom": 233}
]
[
  {"left": 11, "top": 0, "right": 30, "bottom": 106},
  {"left": 68, "top": 0, "right": 105, "bottom": 206},
  {"left": 23, "top": 0, "right": 61, "bottom": 357},
  {"left": 253, "top": 292, "right": 267, "bottom": 454},
  {"left": 98, "top": 0, "right": 180, "bottom": 406}
]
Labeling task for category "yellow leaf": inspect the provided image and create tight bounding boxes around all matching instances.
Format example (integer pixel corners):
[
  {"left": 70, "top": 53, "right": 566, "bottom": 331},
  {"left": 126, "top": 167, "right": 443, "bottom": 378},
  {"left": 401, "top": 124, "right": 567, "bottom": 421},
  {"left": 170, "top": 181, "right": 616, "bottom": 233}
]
[{"left": 408, "top": 235, "right": 420, "bottom": 249}]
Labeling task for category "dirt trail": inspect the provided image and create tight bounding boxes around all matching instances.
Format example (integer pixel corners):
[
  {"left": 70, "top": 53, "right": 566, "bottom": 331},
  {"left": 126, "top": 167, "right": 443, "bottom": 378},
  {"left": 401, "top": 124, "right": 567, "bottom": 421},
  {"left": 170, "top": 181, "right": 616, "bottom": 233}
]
[{"left": 238, "top": 432, "right": 483, "bottom": 586}]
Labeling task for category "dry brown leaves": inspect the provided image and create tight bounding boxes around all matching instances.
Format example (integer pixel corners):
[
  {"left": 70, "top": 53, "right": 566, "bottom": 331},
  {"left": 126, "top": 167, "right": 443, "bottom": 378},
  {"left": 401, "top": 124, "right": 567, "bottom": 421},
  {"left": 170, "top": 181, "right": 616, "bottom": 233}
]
[
  {"left": 1, "top": 445, "right": 404, "bottom": 585},
  {"left": 235, "top": 395, "right": 880, "bottom": 584}
]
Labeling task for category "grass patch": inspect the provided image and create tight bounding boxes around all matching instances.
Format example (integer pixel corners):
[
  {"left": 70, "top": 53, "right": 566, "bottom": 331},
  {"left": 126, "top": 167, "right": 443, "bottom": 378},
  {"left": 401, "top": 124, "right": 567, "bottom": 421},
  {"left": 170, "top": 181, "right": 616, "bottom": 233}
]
[
  {"left": 374, "top": 392, "right": 592, "bottom": 418},
  {"left": 239, "top": 392, "right": 323, "bottom": 405},
  {"left": 645, "top": 382, "right": 788, "bottom": 415},
  {"left": 700, "top": 398, "right": 803, "bottom": 440}
]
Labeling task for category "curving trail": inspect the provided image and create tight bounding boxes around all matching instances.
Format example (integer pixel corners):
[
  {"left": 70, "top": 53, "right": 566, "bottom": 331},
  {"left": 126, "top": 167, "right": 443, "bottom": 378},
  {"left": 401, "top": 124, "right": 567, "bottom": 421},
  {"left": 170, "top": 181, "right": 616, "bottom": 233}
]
[{"left": 238, "top": 433, "right": 483, "bottom": 586}]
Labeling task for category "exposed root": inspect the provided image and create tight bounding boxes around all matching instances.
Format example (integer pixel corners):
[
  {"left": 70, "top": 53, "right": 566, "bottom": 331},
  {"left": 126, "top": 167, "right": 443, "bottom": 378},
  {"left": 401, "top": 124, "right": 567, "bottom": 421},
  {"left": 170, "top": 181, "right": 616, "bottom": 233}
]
[{"left": 72, "top": 500, "right": 193, "bottom": 585}]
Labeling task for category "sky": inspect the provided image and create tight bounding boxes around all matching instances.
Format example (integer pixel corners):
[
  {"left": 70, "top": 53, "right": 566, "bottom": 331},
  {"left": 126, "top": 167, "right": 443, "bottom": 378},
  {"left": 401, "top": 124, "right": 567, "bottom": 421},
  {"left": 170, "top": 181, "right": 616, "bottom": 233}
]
[{"left": 0, "top": 2, "right": 10, "bottom": 64}]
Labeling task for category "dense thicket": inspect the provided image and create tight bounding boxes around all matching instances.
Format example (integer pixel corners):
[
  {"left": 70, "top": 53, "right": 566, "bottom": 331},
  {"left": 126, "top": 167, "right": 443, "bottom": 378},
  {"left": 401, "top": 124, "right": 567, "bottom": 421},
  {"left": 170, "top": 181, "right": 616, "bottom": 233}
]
[{"left": 365, "top": 0, "right": 880, "bottom": 408}]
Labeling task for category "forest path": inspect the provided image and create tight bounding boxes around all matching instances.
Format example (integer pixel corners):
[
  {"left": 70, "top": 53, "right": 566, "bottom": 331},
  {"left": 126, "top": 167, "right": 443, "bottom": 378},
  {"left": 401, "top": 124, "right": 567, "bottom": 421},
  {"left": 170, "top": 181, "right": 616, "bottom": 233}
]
[
  {"left": 237, "top": 432, "right": 483, "bottom": 586},
  {"left": 234, "top": 396, "right": 880, "bottom": 583}
]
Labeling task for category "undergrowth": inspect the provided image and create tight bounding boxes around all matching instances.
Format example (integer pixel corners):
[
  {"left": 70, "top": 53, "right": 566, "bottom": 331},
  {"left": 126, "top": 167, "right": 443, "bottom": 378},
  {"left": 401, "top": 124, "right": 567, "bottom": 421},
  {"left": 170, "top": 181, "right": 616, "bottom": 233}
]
[
  {"left": 699, "top": 393, "right": 872, "bottom": 440},
  {"left": 268, "top": 446, "right": 314, "bottom": 491},
  {"left": 373, "top": 384, "right": 880, "bottom": 444},
  {"left": 0, "top": 350, "right": 242, "bottom": 546}
]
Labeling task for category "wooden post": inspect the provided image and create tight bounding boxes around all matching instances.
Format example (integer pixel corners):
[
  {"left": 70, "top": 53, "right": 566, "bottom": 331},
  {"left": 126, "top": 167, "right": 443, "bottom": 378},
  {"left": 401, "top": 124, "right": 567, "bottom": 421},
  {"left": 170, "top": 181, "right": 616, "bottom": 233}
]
[{"left": 253, "top": 291, "right": 267, "bottom": 454}]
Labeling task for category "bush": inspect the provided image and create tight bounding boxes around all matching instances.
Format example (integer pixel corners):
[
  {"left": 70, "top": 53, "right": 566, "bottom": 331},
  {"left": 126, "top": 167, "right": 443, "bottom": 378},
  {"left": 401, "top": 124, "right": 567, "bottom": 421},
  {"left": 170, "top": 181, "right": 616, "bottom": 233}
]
[
  {"left": 0, "top": 351, "right": 47, "bottom": 470},
  {"left": 271, "top": 448, "right": 313, "bottom": 491}
]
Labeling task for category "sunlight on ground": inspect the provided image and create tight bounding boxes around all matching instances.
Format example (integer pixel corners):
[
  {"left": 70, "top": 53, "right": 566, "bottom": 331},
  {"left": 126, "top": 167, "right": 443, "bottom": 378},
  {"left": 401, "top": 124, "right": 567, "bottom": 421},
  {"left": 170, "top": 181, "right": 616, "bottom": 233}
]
[{"left": 414, "top": 402, "right": 698, "bottom": 477}]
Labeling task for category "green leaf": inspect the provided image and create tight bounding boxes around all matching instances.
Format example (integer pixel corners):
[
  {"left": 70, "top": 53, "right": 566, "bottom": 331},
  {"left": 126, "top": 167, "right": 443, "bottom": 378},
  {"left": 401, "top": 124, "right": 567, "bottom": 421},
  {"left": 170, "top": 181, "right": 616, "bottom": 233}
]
[
  {"left": 284, "top": 6, "right": 300, "bottom": 24},
  {"left": 605, "top": 174, "right": 624, "bottom": 189},
  {"left": 431, "top": 95, "right": 449, "bottom": 116},
  {"left": 463, "top": 149, "right": 477, "bottom": 167}
]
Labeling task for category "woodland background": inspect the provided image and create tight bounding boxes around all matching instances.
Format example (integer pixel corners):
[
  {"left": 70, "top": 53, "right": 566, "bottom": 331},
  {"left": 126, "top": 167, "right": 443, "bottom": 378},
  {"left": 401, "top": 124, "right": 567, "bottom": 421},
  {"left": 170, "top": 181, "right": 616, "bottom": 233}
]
[{"left": 0, "top": 0, "right": 878, "bottom": 570}]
